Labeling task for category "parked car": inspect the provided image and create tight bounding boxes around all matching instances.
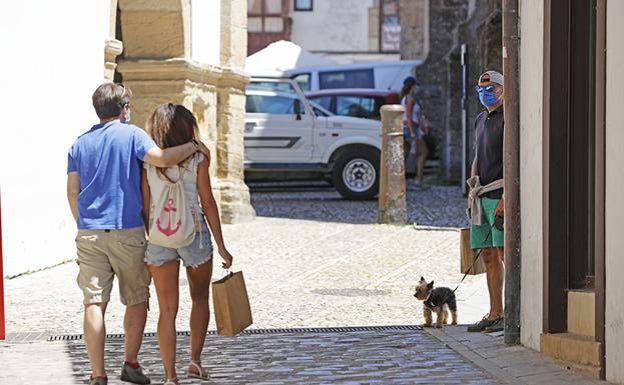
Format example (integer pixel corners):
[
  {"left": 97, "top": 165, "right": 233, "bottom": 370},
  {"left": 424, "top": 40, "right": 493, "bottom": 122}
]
[
  {"left": 245, "top": 77, "right": 382, "bottom": 200},
  {"left": 305, "top": 88, "right": 400, "bottom": 120},
  {"left": 285, "top": 60, "right": 422, "bottom": 92}
]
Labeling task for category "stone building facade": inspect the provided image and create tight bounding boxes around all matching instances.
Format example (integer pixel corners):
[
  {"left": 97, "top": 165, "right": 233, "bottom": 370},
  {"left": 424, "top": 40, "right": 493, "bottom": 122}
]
[
  {"left": 113, "top": 0, "right": 255, "bottom": 224},
  {"left": 248, "top": 0, "right": 409, "bottom": 63},
  {"left": 0, "top": 0, "right": 254, "bottom": 276},
  {"left": 401, "top": 0, "right": 501, "bottom": 184}
]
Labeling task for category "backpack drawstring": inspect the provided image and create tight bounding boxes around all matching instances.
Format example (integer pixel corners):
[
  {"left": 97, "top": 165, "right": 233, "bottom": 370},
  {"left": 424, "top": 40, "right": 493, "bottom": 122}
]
[{"left": 197, "top": 211, "right": 204, "bottom": 249}]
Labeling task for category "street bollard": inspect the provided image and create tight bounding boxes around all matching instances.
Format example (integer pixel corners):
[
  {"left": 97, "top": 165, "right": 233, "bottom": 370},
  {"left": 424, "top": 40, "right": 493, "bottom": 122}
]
[{"left": 378, "top": 105, "right": 407, "bottom": 225}]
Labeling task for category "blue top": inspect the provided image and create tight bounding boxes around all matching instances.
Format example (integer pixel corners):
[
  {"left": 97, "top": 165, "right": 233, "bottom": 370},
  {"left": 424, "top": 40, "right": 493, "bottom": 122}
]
[
  {"left": 474, "top": 106, "right": 504, "bottom": 199},
  {"left": 67, "top": 120, "right": 157, "bottom": 229}
]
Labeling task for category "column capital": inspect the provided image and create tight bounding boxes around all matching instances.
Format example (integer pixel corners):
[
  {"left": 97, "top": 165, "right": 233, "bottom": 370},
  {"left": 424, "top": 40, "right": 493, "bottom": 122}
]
[
  {"left": 218, "top": 67, "right": 250, "bottom": 90},
  {"left": 117, "top": 59, "right": 223, "bottom": 85},
  {"left": 105, "top": 39, "right": 123, "bottom": 61}
]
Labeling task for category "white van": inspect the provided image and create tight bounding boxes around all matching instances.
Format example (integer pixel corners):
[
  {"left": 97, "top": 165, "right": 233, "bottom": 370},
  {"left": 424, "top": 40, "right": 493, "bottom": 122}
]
[{"left": 285, "top": 60, "right": 422, "bottom": 92}]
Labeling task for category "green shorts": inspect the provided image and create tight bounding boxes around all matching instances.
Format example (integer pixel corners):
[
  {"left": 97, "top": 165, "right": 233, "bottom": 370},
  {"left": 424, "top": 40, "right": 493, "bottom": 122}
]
[{"left": 470, "top": 197, "right": 504, "bottom": 249}]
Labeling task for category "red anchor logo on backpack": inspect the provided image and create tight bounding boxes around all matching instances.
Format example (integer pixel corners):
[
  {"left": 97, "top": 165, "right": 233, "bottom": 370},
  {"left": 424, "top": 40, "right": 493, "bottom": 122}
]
[{"left": 156, "top": 198, "right": 182, "bottom": 236}]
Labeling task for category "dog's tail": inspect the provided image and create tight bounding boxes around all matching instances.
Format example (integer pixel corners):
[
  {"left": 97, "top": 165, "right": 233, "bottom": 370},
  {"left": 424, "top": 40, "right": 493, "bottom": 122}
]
[{"left": 447, "top": 293, "right": 458, "bottom": 312}]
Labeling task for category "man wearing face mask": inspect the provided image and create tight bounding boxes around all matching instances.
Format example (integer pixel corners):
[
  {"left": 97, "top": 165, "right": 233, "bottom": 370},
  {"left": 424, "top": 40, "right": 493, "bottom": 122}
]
[
  {"left": 466, "top": 70, "right": 505, "bottom": 333},
  {"left": 67, "top": 83, "right": 212, "bottom": 385}
]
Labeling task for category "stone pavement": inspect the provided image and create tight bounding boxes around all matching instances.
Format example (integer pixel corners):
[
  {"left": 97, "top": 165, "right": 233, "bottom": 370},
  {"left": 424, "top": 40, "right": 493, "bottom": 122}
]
[
  {"left": 0, "top": 184, "right": 604, "bottom": 384},
  {"left": 4, "top": 185, "right": 487, "bottom": 336},
  {"left": 425, "top": 326, "right": 605, "bottom": 385},
  {"left": 1, "top": 326, "right": 501, "bottom": 385}
]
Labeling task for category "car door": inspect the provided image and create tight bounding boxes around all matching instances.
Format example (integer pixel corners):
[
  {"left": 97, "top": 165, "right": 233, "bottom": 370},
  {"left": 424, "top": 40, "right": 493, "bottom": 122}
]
[{"left": 244, "top": 92, "right": 314, "bottom": 163}]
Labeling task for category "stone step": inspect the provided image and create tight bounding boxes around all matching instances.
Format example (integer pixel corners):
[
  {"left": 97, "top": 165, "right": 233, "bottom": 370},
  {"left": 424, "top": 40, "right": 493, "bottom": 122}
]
[
  {"left": 540, "top": 332, "right": 601, "bottom": 377},
  {"left": 567, "top": 289, "right": 595, "bottom": 337}
]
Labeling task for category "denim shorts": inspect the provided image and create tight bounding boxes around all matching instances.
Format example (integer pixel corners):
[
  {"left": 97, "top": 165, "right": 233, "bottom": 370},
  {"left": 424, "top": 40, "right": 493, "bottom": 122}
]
[
  {"left": 145, "top": 222, "right": 213, "bottom": 268},
  {"left": 403, "top": 126, "right": 424, "bottom": 141}
]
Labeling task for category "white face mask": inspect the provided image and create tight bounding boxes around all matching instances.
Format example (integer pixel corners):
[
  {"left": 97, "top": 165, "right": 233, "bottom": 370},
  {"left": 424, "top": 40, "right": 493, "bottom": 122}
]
[{"left": 120, "top": 109, "right": 131, "bottom": 124}]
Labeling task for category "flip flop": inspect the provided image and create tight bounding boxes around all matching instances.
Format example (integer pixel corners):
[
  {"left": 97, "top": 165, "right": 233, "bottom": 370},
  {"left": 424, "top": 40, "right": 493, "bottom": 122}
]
[{"left": 188, "top": 360, "right": 209, "bottom": 380}]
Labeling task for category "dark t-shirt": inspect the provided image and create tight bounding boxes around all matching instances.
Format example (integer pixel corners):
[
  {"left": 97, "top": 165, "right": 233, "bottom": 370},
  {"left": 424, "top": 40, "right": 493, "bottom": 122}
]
[{"left": 474, "top": 107, "right": 504, "bottom": 199}]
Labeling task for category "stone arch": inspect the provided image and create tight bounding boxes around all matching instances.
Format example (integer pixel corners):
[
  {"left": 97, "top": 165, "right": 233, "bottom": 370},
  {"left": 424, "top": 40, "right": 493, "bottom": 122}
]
[{"left": 116, "top": 0, "right": 191, "bottom": 60}]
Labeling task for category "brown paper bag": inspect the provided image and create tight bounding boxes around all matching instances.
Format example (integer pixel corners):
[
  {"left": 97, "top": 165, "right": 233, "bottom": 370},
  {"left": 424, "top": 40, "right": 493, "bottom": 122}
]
[
  {"left": 212, "top": 271, "right": 253, "bottom": 336},
  {"left": 460, "top": 228, "right": 486, "bottom": 275}
]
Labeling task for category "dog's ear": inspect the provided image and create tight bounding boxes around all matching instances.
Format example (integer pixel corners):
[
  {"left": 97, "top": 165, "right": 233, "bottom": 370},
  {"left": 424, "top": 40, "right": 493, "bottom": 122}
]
[
  {"left": 420, "top": 276, "right": 425, "bottom": 282},
  {"left": 427, "top": 281, "right": 434, "bottom": 288}
]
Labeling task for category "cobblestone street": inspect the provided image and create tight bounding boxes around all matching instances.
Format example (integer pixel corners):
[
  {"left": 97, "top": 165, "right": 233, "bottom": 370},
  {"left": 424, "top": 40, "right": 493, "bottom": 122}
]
[
  {"left": 4, "top": 185, "right": 484, "bottom": 335},
  {"left": 2, "top": 327, "right": 500, "bottom": 385},
  {"left": 0, "top": 185, "right": 600, "bottom": 384}
]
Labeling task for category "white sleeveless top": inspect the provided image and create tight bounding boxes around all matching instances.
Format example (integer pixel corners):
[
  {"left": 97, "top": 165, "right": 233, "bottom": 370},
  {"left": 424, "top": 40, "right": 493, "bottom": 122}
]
[
  {"left": 144, "top": 152, "right": 205, "bottom": 225},
  {"left": 401, "top": 95, "right": 421, "bottom": 126}
]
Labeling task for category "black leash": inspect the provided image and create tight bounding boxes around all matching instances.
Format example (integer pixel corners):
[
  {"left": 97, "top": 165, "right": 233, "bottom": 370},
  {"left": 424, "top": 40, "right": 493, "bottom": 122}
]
[{"left": 428, "top": 230, "right": 492, "bottom": 308}]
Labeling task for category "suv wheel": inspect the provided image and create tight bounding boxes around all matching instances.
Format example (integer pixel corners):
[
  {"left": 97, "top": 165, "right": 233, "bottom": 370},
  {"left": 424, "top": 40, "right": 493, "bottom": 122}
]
[{"left": 332, "top": 149, "right": 380, "bottom": 200}]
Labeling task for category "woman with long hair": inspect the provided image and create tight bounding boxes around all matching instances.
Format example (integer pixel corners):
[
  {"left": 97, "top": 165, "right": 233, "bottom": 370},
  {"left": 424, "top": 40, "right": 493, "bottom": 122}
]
[
  {"left": 141, "top": 103, "right": 233, "bottom": 385},
  {"left": 401, "top": 76, "right": 429, "bottom": 188}
]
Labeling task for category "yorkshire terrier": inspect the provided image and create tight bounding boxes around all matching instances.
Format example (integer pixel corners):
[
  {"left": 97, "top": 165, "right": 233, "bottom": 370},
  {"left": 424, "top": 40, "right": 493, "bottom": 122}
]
[{"left": 413, "top": 276, "right": 458, "bottom": 328}]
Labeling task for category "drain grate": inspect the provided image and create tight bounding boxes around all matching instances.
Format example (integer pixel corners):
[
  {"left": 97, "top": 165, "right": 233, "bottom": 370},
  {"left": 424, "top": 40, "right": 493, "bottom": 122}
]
[{"left": 47, "top": 325, "right": 422, "bottom": 341}]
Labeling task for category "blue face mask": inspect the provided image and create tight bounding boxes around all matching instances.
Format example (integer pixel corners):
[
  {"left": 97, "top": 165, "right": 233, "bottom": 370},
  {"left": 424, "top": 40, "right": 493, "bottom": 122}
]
[{"left": 475, "top": 85, "right": 500, "bottom": 107}]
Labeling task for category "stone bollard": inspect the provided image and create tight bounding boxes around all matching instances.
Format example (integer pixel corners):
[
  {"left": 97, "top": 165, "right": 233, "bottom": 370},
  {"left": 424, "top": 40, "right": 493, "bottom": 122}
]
[{"left": 378, "top": 105, "right": 407, "bottom": 224}]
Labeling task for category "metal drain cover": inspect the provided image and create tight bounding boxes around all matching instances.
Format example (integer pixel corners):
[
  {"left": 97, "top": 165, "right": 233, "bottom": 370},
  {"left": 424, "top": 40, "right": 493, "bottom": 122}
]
[{"left": 47, "top": 325, "right": 422, "bottom": 341}]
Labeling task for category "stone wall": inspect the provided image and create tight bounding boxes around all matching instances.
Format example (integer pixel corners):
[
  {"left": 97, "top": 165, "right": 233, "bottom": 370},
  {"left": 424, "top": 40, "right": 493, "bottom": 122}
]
[
  {"left": 401, "top": 0, "right": 501, "bottom": 184},
  {"left": 398, "top": 0, "right": 428, "bottom": 61}
]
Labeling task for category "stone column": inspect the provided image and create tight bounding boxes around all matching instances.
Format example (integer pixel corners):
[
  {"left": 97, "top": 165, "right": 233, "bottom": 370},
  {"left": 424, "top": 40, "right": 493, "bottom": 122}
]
[
  {"left": 214, "top": 0, "right": 256, "bottom": 223},
  {"left": 378, "top": 105, "right": 407, "bottom": 225},
  {"left": 116, "top": 59, "right": 225, "bottom": 206},
  {"left": 215, "top": 69, "right": 256, "bottom": 223}
]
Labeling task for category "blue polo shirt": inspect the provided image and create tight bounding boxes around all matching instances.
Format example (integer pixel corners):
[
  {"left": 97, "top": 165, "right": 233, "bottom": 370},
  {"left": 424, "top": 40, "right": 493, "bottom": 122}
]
[{"left": 67, "top": 120, "right": 157, "bottom": 230}]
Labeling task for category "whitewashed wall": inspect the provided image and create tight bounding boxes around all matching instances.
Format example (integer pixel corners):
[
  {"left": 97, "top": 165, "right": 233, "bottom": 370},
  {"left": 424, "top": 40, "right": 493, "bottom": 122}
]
[
  {"left": 605, "top": 1, "right": 624, "bottom": 382},
  {"left": 0, "top": 1, "right": 111, "bottom": 276},
  {"left": 518, "top": 0, "right": 544, "bottom": 351},
  {"left": 191, "top": 0, "right": 221, "bottom": 65},
  {"left": 290, "top": 0, "right": 374, "bottom": 52}
]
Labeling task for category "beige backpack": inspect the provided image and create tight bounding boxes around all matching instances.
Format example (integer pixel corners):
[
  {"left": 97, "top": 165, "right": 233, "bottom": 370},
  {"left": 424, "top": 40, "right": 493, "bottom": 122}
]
[{"left": 147, "top": 163, "right": 196, "bottom": 248}]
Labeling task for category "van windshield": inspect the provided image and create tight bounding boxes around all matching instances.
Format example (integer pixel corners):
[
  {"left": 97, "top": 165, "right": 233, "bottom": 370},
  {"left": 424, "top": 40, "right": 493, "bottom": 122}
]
[
  {"left": 293, "top": 73, "right": 311, "bottom": 91},
  {"left": 247, "top": 81, "right": 297, "bottom": 94}
]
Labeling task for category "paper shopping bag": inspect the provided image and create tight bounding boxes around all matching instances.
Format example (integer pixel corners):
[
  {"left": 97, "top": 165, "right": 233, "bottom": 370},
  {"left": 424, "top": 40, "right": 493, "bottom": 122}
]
[
  {"left": 212, "top": 271, "right": 253, "bottom": 336},
  {"left": 460, "top": 228, "right": 486, "bottom": 275}
]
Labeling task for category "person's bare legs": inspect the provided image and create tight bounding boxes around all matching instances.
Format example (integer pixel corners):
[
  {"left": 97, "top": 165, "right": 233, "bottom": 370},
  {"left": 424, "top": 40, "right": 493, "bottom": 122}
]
[
  {"left": 84, "top": 303, "right": 108, "bottom": 378},
  {"left": 415, "top": 138, "right": 428, "bottom": 183},
  {"left": 124, "top": 301, "right": 148, "bottom": 364},
  {"left": 186, "top": 258, "right": 213, "bottom": 370},
  {"left": 482, "top": 247, "right": 505, "bottom": 319},
  {"left": 149, "top": 260, "right": 181, "bottom": 380}
]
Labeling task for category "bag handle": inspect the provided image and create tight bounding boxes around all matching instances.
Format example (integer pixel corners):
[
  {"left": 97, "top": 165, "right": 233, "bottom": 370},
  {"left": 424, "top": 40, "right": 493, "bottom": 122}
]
[{"left": 219, "top": 268, "right": 233, "bottom": 280}]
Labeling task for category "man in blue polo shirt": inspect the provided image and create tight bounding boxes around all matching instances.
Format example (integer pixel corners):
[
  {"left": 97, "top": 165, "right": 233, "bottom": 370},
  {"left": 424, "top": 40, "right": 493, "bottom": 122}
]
[{"left": 67, "top": 83, "right": 209, "bottom": 385}]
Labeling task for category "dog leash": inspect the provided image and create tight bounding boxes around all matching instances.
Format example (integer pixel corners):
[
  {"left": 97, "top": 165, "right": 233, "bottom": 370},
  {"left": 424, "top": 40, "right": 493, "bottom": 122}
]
[{"left": 429, "top": 229, "right": 493, "bottom": 308}]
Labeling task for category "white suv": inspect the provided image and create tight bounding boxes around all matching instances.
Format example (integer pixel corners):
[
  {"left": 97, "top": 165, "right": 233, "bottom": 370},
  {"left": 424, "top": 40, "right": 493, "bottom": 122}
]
[{"left": 244, "top": 77, "right": 383, "bottom": 200}]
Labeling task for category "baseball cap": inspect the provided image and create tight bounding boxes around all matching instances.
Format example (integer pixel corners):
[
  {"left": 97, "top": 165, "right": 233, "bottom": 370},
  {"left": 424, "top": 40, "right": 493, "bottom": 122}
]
[
  {"left": 478, "top": 70, "right": 504, "bottom": 86},
  {"left": 403, "top": 76, "right": 417, "bottom": 86}
]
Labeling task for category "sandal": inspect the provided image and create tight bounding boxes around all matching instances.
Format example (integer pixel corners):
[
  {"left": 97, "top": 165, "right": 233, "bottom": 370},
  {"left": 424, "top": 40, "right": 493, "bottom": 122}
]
[
  {"left": 188, "top": 360, "right": 209, "bottom": 380},
  {"left": 163, "top": 378, "right": 179, "bottom": 385}
]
